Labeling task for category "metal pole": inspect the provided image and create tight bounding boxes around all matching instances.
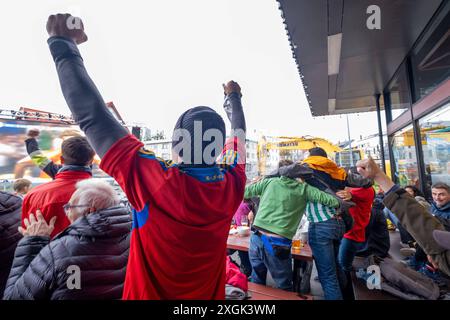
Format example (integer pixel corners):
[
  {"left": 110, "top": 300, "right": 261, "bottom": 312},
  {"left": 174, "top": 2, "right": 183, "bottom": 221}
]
[
  {"left": 346, "top": 114, "right": 354, "bottom": 166},
  {"left": 375, "top": 94, "right": 386, "bottom": 173}
]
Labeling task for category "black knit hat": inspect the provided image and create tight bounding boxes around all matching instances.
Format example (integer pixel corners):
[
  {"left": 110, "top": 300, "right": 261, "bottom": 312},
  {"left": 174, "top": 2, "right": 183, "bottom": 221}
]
[
  {"left": 172, "top": 106, "right": 226, "bottom": 165},
  {"left": 309, "top": 147, "right": 328, "bottom": 158}
]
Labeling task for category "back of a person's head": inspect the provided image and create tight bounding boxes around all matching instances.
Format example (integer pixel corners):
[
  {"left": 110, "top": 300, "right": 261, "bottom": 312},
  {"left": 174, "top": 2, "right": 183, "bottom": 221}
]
[
  {"left": 61, "top": 136, "right": 95, "bottom": 166},
  {"left": 13, "top": 178, "right": 31, "bottom": 193},
  {"left": 278, "top": 159, "right": 293, "bottom": 168},
  {"left": 71, "top": 179, "right": 120, "bottom": 215},
  {"left": 308, "top": 147, "right": 327, "bottom": 158},
  {"left": 171, "top": 106, "right": 226, "bottom": 165},
  {"left": 431, "top": 182, "right": 450, "bottom": 193}
]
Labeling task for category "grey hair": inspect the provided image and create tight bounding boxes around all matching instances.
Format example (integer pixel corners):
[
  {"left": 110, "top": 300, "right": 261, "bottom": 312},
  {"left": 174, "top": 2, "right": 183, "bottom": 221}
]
[{"left": 70, "top": 179, "right": 120, "bottom": 217}]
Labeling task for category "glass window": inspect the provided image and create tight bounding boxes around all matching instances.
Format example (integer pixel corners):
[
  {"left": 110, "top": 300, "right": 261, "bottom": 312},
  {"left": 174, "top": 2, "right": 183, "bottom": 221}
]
[
  {"left": 420, "top": 103, "right": 450, "bottom": 193},
  {"left": 391, "top": 125, "right": 419, "bottom": 187},
  {"left": 411, "top": 4, "right": 450, "bottom": 101},
  {"left": 387, "top": 63, "right": 412, "bottom": 122}
]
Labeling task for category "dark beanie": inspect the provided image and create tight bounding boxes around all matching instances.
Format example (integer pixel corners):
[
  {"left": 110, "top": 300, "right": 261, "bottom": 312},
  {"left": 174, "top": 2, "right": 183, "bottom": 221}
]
[
  {"left": 309, "top": 147, "right": 328, "bottom": 158},
  {"left": 172, "top": 106, "right": 226, "bottom": 165}
]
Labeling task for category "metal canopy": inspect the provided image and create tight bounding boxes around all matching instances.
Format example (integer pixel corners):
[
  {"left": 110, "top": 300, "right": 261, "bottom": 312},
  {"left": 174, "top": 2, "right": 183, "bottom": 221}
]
[{"left": 278, "top": 0, "right": 443, "bottom": 116}]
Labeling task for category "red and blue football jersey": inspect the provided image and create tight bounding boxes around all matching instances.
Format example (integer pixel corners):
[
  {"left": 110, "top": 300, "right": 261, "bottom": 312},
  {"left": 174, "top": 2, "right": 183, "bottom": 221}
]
[{"left": 100, "top": 134, "right": 246, "bottom": 299}]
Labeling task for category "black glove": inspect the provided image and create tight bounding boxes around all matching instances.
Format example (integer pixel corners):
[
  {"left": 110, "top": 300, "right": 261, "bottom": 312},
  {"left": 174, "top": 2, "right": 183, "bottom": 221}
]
[
  {"left": 337, "top": 198, "right": 356, "bottom": 212},
  {"left": 278, "top": 163, "right": 314, "bottom": 180}
]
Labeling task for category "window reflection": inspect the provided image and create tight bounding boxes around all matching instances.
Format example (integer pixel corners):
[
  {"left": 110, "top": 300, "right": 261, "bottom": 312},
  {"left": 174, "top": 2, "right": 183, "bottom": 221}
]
[
  {"left": 411, "top": 4, "right": 450, "bottom": 101},
  {"left": 391, "top": 125, "right": 419, "bottom": 187},
  {"left": 420, "top": 103, "right": 450, "bottom": 193}
]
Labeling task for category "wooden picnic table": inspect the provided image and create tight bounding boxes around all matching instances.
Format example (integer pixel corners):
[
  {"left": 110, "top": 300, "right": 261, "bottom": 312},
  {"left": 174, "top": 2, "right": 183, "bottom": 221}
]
[
  {"left": 227, "top": 234, "right": 313, "bottom": 261},
  {"left": 227, "top": 234, "right": 314, "bottom": 294}
]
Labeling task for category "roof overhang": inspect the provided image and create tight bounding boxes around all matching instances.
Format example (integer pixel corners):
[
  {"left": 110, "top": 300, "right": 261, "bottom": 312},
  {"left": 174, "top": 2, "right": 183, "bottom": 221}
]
[{"left": 277, "top": 0, "right": 444, "bottom": 116}]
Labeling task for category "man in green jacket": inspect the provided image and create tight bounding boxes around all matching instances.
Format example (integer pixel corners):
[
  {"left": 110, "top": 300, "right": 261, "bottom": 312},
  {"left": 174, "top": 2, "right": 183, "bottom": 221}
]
[
  {"left": 356, "top": 158, "right": 450, "bottom": 277},
  {"left": 244, "top": 174, "right": 343, "bottom": 291}
]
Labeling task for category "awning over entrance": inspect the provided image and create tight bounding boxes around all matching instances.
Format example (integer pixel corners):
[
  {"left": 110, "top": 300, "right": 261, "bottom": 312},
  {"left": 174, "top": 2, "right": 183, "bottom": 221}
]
[{"left": 277, "top": 0, "right": 443, "bottom": 116}]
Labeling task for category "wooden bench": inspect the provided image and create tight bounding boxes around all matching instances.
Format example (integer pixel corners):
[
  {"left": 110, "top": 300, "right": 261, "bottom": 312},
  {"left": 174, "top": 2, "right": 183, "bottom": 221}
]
[{"left": 246, "top": 282, "right": 313, "bottom": 300}]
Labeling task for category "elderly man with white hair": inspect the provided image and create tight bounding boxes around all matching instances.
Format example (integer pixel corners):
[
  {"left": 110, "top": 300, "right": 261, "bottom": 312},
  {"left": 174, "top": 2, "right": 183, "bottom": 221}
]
[{"left": 3, "top": 179, "right": 131, "bottom": 300}]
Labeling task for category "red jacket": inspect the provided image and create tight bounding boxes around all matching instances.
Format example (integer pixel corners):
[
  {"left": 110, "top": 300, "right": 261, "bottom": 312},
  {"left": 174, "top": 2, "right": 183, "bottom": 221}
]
[
  {"left": 226, "top": 256, "right": 248, "bottom": 292},
  {"left": 344, "top": 187, "right": 375, "bottom": 242},
  {"left": 21, "top": 170, "right": 92, "bottom": 238},
  {"left": 100, "top": 134, "right": 246, "bottom": 300}
]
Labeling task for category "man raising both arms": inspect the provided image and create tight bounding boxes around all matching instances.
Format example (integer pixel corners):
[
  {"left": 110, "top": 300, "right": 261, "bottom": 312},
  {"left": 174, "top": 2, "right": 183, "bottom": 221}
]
[{"left": 46, "top": 13, "right": 247, "bottom": 299}]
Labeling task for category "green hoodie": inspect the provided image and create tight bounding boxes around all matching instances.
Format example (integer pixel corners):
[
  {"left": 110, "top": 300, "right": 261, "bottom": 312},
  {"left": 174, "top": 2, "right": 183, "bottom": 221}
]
[{"left": 245, "top": 177, "right": 340, "bottom": 240}]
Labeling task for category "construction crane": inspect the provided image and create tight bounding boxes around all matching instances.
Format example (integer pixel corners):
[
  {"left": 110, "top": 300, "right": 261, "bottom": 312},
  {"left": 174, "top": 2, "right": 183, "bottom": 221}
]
[{"left": 257, "top": 135, "right": 345, "bottom": 176}]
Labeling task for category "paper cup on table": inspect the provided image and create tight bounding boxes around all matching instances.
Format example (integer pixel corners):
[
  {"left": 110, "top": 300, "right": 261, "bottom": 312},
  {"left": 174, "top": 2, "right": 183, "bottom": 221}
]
[{"left": 237, "top": 226, "right": 250, "bottom": 237}]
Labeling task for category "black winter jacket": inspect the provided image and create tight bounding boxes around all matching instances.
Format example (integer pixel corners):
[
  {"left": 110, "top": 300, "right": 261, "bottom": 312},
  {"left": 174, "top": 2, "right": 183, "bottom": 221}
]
[
  {"left": 3, "top": 206, "right": 131, "bottom": 300},
  {"left": 0, "top": 192, "right": 22, "bottom": 296}
]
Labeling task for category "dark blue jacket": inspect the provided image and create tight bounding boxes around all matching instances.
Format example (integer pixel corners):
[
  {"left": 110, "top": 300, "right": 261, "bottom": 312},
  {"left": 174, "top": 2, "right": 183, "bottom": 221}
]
[
  {"left": 0, "top": 192, "right": 22, "bottom": 296},
  {"left": 431, "top": 201, "right": 450, "bottom": 220},
  {"left": 3, "top": 206, "right": 131, "bottom": 300}
]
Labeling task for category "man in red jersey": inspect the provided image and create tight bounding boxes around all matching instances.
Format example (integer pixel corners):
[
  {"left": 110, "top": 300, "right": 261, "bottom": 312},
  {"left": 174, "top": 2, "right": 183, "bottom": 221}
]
[
  {"left": 21, "top": 136, "right": 95, "bottom": 238},
  {"left": 46, "top": 13, "right": 246, "bottom": 299}
]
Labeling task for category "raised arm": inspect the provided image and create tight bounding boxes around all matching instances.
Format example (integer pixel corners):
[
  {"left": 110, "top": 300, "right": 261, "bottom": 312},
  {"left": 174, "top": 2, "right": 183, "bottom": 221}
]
[
  {"left": 24, "top": 129, "right": 60, "bottom": 179},
  {"left": 46, "top": 14, "right": 128, "bottom": 157},
  {"left": 223, "top": 81, "right": 246, "bottom": 134},
  {"left": 220, "top": 81, "right": 246, "bottom": 166},
  {"left": 356, "top": 157, "right": 450, "bottom": 275},
  {"left": 244, "top": 178, "right": 271, "bottom": 199}
]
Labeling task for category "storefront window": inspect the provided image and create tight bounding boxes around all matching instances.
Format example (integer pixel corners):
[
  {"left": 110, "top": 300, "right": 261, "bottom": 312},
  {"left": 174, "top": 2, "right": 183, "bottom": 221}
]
[
  {"left": 420, "top": 103, "right": 450, "bottom": 193},
  {"left": 387, "top": 63, "right": 411, "bottom": 122},
  {"left": 411, "top": 3, "right": 450, "bottom": 101},
  {"left": 391, "top": 125, "right": 419, "bottom": 187}
]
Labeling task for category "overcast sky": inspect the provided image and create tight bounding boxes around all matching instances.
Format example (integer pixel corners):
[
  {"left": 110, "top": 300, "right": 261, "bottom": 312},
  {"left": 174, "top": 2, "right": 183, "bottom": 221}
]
[{"left": 0, "top": 0, "right": 381, "bottom": 143}]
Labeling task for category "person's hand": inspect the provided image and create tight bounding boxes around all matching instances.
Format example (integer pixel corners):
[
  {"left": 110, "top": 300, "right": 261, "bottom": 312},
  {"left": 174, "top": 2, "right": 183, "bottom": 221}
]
[
  {"left": 248, "top": 211, "right": 254, "bottom": 225},
  {"left": 356, "top": 157, "right": 384, "bottom": 180},
  {"left": 336, "top": 190, "right": 352, "bottom": 201},
  {"left": 223, "top": 81, "right": 242, "bottom": 97},
  {"left": 356, "top": 157, "right": 395, "bottom": 192},
  {"left": 27, "top": 129, "right": 40, "bottom": 139},
  {"left": 46, "top": 13, "right": 88, "bottom": 45},
  {"left": 427, "top": 255, "right": 439, "bottom": 270},
  {"left": 19, "top": 210, "right": 56, "bottom": 237}
]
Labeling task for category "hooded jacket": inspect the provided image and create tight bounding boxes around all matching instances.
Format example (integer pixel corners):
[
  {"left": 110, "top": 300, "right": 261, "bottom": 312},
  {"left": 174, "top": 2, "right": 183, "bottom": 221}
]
[
  {"left": 0, "top": 192, "right": 22, "bottom": 296},
  {"left": 3, "top": 206, "right": 131, "bottom": 300},
  {"left": 384, "top": 187, "right": 450, "bottom": 277}
]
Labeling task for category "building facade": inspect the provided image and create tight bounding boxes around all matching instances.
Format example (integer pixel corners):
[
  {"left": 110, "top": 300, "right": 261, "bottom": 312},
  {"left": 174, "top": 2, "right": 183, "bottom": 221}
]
[{"left": 144, "top": 138, "right": 259, "bottom": 181}]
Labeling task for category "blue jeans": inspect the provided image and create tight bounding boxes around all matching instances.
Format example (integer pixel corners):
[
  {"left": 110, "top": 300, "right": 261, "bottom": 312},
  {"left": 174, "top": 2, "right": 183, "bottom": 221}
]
[
  {"left": 338, "top": 237, "right": 364, "bottom": 273},
  {"left": 308, "top": 218, "right": 346, "bottom": 300},
  {"left": 383, "top": 207, "right": 399, "bottom": 227},
  {"left": 249, "top": 233, "right": 293, "bottom": 291}
]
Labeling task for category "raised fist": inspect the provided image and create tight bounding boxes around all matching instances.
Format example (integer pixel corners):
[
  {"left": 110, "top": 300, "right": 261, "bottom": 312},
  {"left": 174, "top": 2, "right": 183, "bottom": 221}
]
[
  {"left": 223, "top": 81, "right": 242, "bottom": 97},
  {"left": 356, "top": 157, "right": 383, "bottom": 180},
  {"left": 46, "top": 13, "right": 88, "bottom": 45}
]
